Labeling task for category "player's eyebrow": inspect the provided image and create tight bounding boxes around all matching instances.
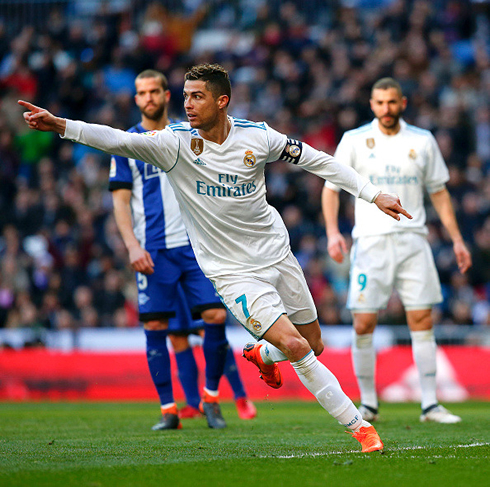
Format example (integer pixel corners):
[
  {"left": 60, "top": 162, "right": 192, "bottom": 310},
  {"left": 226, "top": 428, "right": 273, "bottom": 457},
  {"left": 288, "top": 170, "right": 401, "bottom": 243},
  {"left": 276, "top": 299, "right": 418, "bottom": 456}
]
[{"left": 183, "top": 89, "right": 206, "bottom": 97}]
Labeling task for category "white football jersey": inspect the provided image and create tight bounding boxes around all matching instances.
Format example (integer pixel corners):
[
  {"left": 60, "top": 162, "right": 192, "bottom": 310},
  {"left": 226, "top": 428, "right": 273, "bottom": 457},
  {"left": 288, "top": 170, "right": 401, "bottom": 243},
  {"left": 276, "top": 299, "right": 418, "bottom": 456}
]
[
  {"left": 64, "top": 117, "right": 380, "bottom": 277},
  {"left": 324, "top": 119, "right": 449, "bottom": 238}
]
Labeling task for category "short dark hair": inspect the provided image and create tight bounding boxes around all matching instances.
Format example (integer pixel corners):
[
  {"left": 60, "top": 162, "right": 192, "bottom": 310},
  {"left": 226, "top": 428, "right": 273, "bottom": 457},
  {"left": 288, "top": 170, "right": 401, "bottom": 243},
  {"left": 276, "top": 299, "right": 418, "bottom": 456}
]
[
  {"left": 371, "top": 77, "right": 403, "bottom": 97},
  {"left": 135, "top": 69, "right": 168, "bottom": 91},
  {"left": 185, "top": 64, "right": 231, "bottom": 106}
]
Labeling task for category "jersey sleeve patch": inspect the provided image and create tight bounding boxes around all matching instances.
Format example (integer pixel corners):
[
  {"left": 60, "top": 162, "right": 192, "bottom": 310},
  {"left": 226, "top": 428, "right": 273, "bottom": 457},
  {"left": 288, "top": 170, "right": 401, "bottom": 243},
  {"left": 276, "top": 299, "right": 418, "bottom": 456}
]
[
  {"left": 279, "top": 139, "right": 303, "bottom": 164},
  {"left": 109, "top": 156, "right": 117, "bottom": 177}
]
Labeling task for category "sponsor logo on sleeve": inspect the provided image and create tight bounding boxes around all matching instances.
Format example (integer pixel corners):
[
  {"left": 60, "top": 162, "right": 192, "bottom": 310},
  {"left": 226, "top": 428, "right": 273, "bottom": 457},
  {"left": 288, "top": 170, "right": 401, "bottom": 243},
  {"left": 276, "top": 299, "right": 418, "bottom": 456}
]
[{"left": 109, "top": 157, "right": 116, "bottom": 177}]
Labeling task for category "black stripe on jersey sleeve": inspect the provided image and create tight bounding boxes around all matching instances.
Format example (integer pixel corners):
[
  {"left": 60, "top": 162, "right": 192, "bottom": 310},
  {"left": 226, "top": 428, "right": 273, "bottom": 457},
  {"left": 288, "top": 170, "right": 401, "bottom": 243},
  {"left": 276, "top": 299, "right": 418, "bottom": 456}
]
[
  {"left": 108, "top": 181, "right": 133, "bottom": 191},
  {"left": 279, "top": 139, "right": 303, "bottom": 164}
]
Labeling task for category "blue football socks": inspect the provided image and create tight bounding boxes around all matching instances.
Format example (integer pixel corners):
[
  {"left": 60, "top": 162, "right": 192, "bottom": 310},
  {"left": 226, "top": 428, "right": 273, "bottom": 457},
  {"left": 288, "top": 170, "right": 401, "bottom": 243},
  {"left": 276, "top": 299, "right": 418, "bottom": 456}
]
[
  {"left": 144, "top": 329, "right": 173, "bottom": 406},
  {"left": 175, "top": 347, "right": 200, "bottom": 409},
  {"left": 203, "top": 324, "right": 228, "bottom": 392}
]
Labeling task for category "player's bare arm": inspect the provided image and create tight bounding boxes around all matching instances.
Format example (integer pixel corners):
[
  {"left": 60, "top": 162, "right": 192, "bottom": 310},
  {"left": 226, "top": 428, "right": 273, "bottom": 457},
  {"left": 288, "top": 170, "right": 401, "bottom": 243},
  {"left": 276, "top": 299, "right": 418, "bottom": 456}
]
[
  {"left": 321, "top": 186, "right": 348, "bottom": 263},
  {"left": 112, "top": 189, "right": 155, "bottom": 275},
  {"left": 127, "top": 245, "right": 155, "bottom": 275},
  {"left": 429, "top": 188, "right": 472, "bottom": 274},
  {"left": 373, "top": 192, "right": 413, "bottom": 221}
]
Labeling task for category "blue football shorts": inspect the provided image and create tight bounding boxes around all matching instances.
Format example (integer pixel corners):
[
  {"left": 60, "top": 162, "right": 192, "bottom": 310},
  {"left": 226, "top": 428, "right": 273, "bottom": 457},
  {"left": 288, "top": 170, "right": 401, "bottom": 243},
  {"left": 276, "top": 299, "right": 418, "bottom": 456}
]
[{"left": 136, "top": 244, "right": 224, "bottom": 325}]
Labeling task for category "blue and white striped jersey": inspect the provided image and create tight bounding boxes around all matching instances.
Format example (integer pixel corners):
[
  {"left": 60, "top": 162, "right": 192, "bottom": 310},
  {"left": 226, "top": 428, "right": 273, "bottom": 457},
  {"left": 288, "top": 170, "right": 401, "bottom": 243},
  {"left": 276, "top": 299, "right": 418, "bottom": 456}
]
[{"left": 108, "top": 123, "right": 189, "bottom": 251}]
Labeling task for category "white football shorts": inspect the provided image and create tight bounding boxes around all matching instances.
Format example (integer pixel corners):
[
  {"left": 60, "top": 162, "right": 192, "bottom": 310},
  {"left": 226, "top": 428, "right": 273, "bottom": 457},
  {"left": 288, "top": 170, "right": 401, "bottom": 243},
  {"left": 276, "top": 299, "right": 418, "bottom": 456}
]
[
  {"left": 210, "top": 251, "right": 318, "bottom": 339},
  {"left": 347, "top": 232, "right": 442, "bottom": 312}
]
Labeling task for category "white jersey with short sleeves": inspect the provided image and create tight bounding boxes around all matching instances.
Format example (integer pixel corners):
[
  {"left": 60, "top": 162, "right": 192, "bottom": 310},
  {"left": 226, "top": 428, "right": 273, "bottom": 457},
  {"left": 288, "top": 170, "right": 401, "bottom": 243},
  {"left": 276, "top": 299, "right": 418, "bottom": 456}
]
[
  {"left": 63, "top": 116, "right": 380, "bottom": 277},
  {"left": 324, "top": 119, "right": 449, "bottom": 238}
]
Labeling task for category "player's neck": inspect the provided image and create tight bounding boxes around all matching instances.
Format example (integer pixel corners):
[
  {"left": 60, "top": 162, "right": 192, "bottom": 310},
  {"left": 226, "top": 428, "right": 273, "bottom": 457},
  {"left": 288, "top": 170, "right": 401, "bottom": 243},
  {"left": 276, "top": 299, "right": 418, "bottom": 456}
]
[
  {"left": 198, "top": 116, "right": 231, "bottom": 145},
  {"left": 377, "top": 120, "right": 401, "bottom": 136},
  {"left": 140, "top": 115, "right": 169, "bottom": 131}
]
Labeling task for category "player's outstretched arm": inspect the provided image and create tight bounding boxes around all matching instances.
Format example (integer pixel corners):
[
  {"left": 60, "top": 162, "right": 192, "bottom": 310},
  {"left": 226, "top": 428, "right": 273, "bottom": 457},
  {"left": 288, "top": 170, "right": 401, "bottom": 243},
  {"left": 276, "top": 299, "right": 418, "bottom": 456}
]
[
  {"left": 18, "top": 100, "right": 67, "bottom": 134},
  {"left": 374, "top": 193, "right": 413, "bottom": 221},
  {"left": 20, "top": 100, "right": 170, "bottom": 171}
]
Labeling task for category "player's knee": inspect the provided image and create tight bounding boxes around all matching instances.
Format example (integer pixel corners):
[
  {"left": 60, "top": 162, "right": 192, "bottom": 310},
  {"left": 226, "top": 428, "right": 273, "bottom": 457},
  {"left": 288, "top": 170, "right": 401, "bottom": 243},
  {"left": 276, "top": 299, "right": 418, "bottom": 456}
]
[
  {"left": 353, "top": 317, "right": 377, "bottom": 335},
  {"left": 201, "top": 308, "right": 227, "bottom": 325},
  {"left": 312, "top": 340, "right": 324, "bottom": 356},
  {"left": 354, "top": 323, "right": 369, "bottom": 335},
  {"left": 143, "top": 319, "right": 168, "bottom": 331},
  {"left": 408, "top": 309, "right": 432, "bottom": 330},
  {"left": 281, "top": 334, "right": 310, "bottom": 361},
  {"left": 168, "top": 334, "right": 190, "bottom": 353}
]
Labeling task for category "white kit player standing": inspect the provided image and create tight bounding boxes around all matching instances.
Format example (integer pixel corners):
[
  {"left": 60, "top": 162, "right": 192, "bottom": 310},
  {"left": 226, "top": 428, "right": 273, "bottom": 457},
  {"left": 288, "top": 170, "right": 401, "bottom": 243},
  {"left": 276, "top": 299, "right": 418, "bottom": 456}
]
[{"left": 322, "top": 77, "right": 472, "bottom": 424}]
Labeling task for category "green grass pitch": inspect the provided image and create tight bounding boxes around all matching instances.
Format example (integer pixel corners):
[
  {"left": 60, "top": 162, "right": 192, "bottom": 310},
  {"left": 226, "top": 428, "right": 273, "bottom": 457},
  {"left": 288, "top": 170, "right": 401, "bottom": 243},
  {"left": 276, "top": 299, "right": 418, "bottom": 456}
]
[{"left": 1, "top": 401, "right": 489, "bottom": 487}]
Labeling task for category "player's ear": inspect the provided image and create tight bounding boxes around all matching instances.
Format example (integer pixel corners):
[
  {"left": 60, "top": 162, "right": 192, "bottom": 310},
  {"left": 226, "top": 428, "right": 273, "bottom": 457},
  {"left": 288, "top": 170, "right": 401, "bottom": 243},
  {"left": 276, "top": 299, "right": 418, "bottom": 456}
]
[
  {"left": 401, "top": 96, "right": 407, "bottom": 111},
  {"left": 369, "top": 97, "right": 375, "bottom": 112},
  {"left": 217, "top": 95, "right": 229, "bottom": 110}
]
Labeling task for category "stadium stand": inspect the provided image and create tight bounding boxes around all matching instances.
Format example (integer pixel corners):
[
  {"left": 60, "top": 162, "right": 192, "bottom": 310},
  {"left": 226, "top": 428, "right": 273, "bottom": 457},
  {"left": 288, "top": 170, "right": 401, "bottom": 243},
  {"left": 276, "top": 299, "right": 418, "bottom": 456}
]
[{"left": 0, "top": 0, "right": 488, "bottom": 346}]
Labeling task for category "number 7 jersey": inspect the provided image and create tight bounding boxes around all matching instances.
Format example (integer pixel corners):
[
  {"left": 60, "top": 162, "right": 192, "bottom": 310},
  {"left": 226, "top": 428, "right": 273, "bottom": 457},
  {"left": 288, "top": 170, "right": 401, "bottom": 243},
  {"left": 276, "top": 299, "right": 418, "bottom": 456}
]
[{"left": 63, "top": 116, "right": 380, "bottom": 278}]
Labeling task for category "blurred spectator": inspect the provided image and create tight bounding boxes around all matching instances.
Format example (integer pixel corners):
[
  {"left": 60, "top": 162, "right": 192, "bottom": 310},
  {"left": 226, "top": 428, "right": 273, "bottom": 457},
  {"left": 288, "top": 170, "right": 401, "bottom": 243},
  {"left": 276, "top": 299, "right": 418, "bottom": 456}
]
[
  {"left": 39, "top": 290, "right": 60, "bottom": 329},
  {"left": 95, "top": 269, "right": 127, "bottom": 327}
]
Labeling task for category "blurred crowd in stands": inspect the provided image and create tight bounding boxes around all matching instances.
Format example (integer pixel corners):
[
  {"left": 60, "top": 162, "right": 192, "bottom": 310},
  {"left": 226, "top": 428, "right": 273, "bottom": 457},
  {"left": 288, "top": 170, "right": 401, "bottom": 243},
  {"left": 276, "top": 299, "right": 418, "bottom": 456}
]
[{"left": 0, "top": 0, "right": 489, "bottom": 334}]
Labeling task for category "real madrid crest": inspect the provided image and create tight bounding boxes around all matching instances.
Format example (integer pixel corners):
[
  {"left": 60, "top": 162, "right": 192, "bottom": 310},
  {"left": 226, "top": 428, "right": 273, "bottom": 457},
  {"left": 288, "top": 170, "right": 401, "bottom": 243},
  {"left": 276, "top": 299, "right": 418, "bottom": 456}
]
[
  {"left": 409, "top": 149, "right": 417, "bottom": 160},
  {"left": 244, "top": 150, "right": 256, "bottom": 167},
  {"left": 366, "top": 138, "right": 375, "bottom": 149},
  {"left": 250, "top": 318, "right": 262, "bottom": 332},
  {"left": 287, "top": 143, "right": 301, "bottom": 157},
  {"left": 191, "top": 138, "right": 203, "bottom": 156}
]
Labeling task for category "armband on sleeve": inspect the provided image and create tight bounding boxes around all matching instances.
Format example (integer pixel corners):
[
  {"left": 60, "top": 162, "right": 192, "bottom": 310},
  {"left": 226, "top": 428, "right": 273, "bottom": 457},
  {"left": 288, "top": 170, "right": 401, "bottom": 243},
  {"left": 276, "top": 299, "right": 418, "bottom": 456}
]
[{"left": 279, "top": 139, "right": 303, "bottom": 164}]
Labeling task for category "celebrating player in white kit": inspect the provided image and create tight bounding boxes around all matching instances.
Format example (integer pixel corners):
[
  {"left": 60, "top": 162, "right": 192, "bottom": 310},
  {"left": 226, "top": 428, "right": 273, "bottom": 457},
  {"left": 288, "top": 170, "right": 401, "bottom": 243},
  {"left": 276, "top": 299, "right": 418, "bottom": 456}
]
[
  {"left": 19, "top": 64, "right": 413, "bottom": 452},
  {"left": 322, "top": 77, "right": 471, "bottom": 424}
]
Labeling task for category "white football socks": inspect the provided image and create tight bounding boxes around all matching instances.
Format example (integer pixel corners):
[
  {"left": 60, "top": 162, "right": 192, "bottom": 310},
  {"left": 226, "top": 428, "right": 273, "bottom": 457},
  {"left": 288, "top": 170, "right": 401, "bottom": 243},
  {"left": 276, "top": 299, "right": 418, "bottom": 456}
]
[
  {"left": 351, "top": 332, "right": 377, "bottom": 410},
  {"left": 292, "top": 351, "right": 363, "bottom": 431},
  {"left": 411, "top": 329, "right": 438, "bottom": 410},
  {"left": 260, "top": 343, "right": 288, "bottom": 364}
]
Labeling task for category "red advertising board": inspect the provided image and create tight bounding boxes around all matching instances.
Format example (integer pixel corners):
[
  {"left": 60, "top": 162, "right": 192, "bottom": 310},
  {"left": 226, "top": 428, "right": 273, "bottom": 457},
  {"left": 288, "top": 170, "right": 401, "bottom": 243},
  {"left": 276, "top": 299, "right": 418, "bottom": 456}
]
[{"left": 0, "top": 346, "right": 488, "bottom": 401}]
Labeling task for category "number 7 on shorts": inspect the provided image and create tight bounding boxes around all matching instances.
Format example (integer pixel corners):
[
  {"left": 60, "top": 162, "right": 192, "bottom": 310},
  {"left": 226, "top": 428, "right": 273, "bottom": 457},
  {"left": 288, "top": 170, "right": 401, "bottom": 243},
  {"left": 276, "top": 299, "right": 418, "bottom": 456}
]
[{"left": 235, "top": 294, "right": 250, "bottom": 318}]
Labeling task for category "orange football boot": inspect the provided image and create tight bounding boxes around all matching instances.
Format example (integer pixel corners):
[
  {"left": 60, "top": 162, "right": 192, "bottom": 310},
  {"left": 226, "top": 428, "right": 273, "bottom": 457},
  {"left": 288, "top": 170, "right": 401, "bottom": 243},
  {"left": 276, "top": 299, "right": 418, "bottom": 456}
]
[
  {"left": 242, "top": 343, "right": 283, "bottom": 389},
  {"left": 178, "top": 405, "right": 203, "bottom": 419},
  {"left": 350, "top": 425, "right": 384, "bottom": 452},
  {"left": 235, "top": 397, "right": 257, "bottom": 420}
]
